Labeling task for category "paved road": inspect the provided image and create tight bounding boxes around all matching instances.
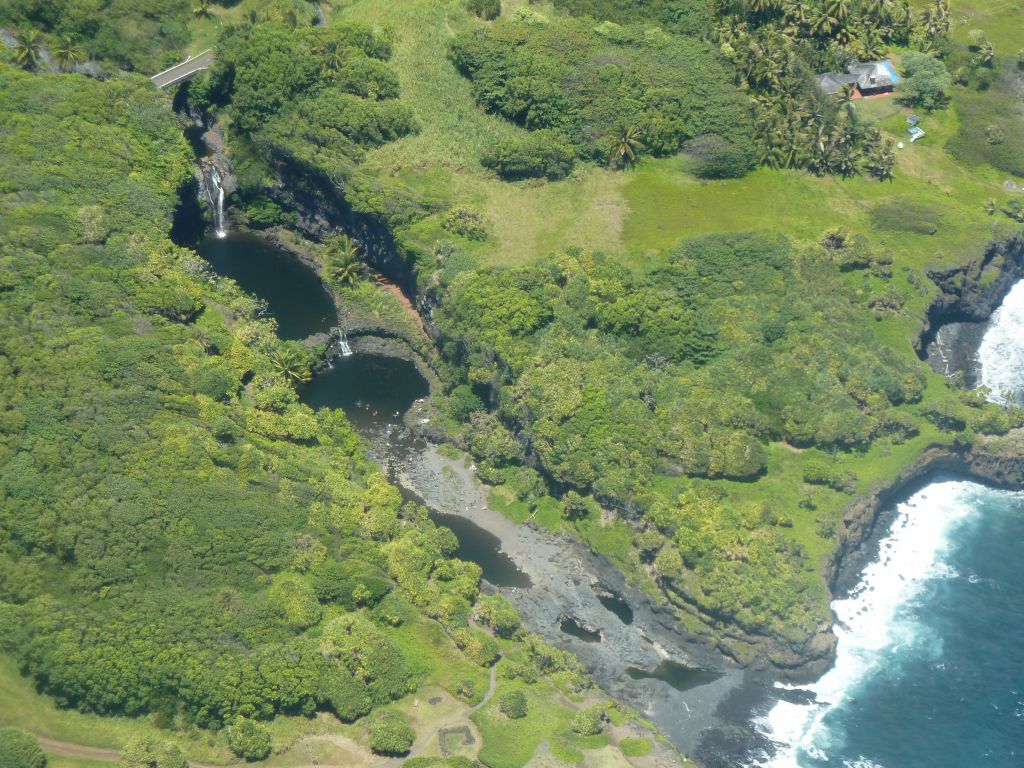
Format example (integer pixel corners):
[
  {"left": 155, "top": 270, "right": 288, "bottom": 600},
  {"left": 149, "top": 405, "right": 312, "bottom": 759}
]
[{"left": 151, "top": 50, "right": 214, "bottom": 89}]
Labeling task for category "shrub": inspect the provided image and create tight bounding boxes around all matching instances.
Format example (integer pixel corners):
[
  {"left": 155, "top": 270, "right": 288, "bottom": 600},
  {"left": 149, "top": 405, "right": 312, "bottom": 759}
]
[
  {"left": 454, "top": 678, "right": 476, "bottom": 699},
  {"left": 452, "top": 627, "right": 501, "bottom": 666},
  {"left": 801, "top": 457, "right": 857, "bottom": 493},
  {"left": 475, "top": 594, "right": 521, "bottom": 637},
  {"left": 0, "top": 727, "right": 45, "bottom": 768},
  {"left": 480, "top": 131, "right": 576, "bottom": 180},
  {"left": 447, "top": 384, "right": 484, "bottom": 420},
  {"left": 499, "top": 690, "right": 528, "bottom": 719},
  {"left": 685, "top": 134, "right": 756, "bottom": 179},
  {"left": 561, "top": 490, "right": 590, "bottom": 521},
  {"left": 442, "top": 206, "right": 491, "bottom": 241},
  {"left": 228, "top": 716, "right": 272, "bottom": 761},
  {"left": 450, "top": 15, "right": 752, "bottom": 161},
  {"left": 368, "top": 714, "right": 415, "bottom": 756},
  {"left": 1003, "top": 199, "right": 1024, "bottom": 222},
  {"left": 619, "top": 737, "right": 652, "bottom": 757},
  {"left": 119, "top": 737, "right": 187, "bottom": 768},
  {"left": 319, "top": 666, "right": 373, "bottom": 722},
  {"left": 467, "top": 0, "right": 501, "bottom": 20},
  {"left": 571, "top": 707, "right": 605, "bottom": 736}
]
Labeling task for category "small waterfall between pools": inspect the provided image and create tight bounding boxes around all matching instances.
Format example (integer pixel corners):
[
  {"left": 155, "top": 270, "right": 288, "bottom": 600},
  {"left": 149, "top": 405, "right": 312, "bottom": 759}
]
[
  {"left": 977, "top": 279, "right": 1024, "bottom": 405},
  {"left": 338, "top": 331, "right": 353, "bottom": 357}
]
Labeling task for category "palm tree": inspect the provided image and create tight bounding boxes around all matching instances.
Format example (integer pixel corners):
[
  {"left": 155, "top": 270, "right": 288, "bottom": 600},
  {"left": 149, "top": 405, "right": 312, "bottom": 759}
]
[
  {"left": 53, "top": 35, "right": 84, "bottom": 71},
  {"left": 978, "top": 41, "right": 995, "bottom": 67},
  {"left": 865, "top": 140, "right": 895, "bottom": 181},
  {"left": 608, "top": 124, "right": 644, "bottom": 169},
  {"left": 317, "top": 40, "right": 347, "bottom": 74},
  {"left": 269, "top": 347, "right": 312, "bottom": 383},
  {"left": 809, "top": 7, "right": 837, "bottom": 36},
  {"left": 825, "top": 0, "right": 849, "bottom": 25},
  {"left": 193, "top": 0, "right": 213, "bottom": 18},
  {"left": 749, "top": 0, "right": 778, "bottom": 21},
  {"left": 984, "top": 199, "right": 997, "bottom": 215},
  {"left": 324, "top": 235, "right": 364, "bottom": 287},
  {"left": 13, "top": 27, "right": 43, "bottom": 70}
]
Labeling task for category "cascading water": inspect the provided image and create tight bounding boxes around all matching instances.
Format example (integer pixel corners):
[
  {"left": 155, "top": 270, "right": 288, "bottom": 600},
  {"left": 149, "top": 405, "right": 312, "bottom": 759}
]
[
  {"left": 977, "top": 279, "right": 1024, "bottom": 405},
  {"left": 205, "top": 166, "right": 228, "bottom": 239},
  {"left": 338, "top": 331, "right": 353, "bottom": 357}
]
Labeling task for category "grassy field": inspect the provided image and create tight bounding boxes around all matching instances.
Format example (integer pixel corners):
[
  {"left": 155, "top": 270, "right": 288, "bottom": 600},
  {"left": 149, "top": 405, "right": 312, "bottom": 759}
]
[{"left": 188, "top": 0, "right": 1019, "bottom": 275}]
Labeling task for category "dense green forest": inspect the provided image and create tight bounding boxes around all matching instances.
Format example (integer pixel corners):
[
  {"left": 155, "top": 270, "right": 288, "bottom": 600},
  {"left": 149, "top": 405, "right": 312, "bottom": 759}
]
[
  {"left": 449, "top": 13, "right": 756, "bottom": 172},
  {"left": 1, "top": 0, "right": 1023, "bottom": 762},
  {"left": 0, "top": 63, "right": 597, "bottom": 758}
]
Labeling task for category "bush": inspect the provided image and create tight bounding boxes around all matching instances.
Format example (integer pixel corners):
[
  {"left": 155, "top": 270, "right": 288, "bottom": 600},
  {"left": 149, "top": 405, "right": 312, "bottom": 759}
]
[
  {"left": 467, "top": 0, "right": 501, "bottom": 20},
  {"left": 685, "top": 134, "right": 756, "bottom": 180},
  {"left": 454, "top": 678, "right": 476, "bottom": 699},
  {"left": 119, "top": 737, "right": 186, "bottom": 768},
  {"left": 480, "top": 131, "right": 576, "bottom": 180},
  {"left": 452, "top": 627, "right": 501, "bottom": 666},
  {"left": 0, "top": 727, "right": 45, "bottom": 768},
  {"left": 450, "top": 15, "right": 753, "bottom": 161},
  {"left": 447, "top": 384, "right": 485, "bottom": 420},
  {"left": 499, "top": 690, "right": 528, "bottom": 719},
  {"left": 319, "top": 666, "right": 373, "bottom": 722},
  {"left": 561, "top": 490, "right": 590, "bottom": 521},
  {"left": 1003, "top": 199, "right": 1024, "bottom": 222},
  {"left": 228, "top": 717, "right": 272, "bottom": 761},
  {"left": 571, "top": 707, "right": 605, "bottom": 736},
  {"left": 442, "top": 206, "right": 491, "bottom": 241},
  {"left": 475, "top": 594, "right": 521, "bottom": 637},
  {"left": 368, "top": 714, "right": 415, "bottom": 756},
  {"left": 801, "top": 457, "right": 857, "bottom": 493}
]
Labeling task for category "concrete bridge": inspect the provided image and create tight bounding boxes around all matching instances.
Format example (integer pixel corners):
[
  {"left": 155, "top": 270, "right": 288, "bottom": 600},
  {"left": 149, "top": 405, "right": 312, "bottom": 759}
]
[{"left": 151, "top": 49, "right": 214, "bottom": 89}]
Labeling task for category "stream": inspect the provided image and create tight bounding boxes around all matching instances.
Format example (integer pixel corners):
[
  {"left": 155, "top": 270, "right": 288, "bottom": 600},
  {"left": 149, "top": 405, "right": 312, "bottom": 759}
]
[{"left": 195, "top": 228, "right": 742, "bottom": 759}]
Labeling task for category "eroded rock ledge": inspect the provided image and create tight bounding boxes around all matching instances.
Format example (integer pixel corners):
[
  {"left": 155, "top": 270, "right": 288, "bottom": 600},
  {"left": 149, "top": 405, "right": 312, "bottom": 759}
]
[{"left": 916, "top": 233, "right": 1024, "bottom": 357}]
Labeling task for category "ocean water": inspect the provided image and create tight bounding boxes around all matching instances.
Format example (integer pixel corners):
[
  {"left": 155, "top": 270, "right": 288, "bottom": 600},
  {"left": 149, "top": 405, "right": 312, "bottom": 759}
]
[
  {"left": 978, "top": 279, "right": 1024, "bottom": 405},
  {"left": 755, "top": 481, "right": 1024, "bottom": 767},
  {"left": 753, "top": 279, "right": 1024, "bottom": 767}
]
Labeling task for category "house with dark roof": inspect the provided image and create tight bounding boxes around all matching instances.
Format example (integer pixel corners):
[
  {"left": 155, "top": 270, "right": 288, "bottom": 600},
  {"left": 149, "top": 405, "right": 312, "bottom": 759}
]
[{"left": 815, "top": 60, "right": 901, "bottom": 98}]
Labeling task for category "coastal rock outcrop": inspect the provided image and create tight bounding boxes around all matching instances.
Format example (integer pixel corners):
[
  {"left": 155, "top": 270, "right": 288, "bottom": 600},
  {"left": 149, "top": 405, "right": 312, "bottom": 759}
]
[{"left": 917, "top": 233, "right": 1024, "bottom": 356}]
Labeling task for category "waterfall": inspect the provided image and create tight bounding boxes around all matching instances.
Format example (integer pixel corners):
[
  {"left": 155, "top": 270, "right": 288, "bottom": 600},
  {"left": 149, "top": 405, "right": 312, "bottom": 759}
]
[
  {"left": 215, "top": 183, "right": 226, "bottom": 238},
  {"left": 203, "top": 165, "right": 227, "bottom": 238},
  {"left": 339, "top": 331, "right": 353, "bottom": 357},
  {"left": 977, "top": 279, "right": 1024, "bottom": 405}
]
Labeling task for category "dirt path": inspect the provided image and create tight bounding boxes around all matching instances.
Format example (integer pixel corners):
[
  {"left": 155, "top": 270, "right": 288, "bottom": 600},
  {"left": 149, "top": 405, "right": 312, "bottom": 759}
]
[
  {"left": 38, "top": 737, "right": 121, "bottom": 762},
  {"left": 38, "top": 736, "right": 232, "bottom": 768}
]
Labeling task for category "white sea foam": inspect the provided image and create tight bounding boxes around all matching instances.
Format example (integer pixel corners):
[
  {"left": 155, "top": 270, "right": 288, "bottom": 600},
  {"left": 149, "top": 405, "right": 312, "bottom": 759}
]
[
  {"left": 752, "top": 481, "right": 980, "bottom": 767},
  {"left": 978, "top": 279, "right": 1024, "bottom": 405}
]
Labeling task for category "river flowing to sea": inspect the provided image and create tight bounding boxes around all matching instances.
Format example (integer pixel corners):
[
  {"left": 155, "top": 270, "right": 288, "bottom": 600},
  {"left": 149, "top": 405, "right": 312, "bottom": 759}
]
[
  {"left": 752, "top": 282, "right": 1024, "bottom": 768},
  {"left": 195, "top": 229, "right": 1024, "bottom": 766}
]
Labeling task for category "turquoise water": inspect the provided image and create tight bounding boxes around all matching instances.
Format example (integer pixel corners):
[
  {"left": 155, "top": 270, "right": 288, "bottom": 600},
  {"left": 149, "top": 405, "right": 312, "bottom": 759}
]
[
  {"left": 880, "top": 60, "right": 901, "bottom": 82},
  {"left": 758, "top": 481, "right": 1024, "bottom": 767}
]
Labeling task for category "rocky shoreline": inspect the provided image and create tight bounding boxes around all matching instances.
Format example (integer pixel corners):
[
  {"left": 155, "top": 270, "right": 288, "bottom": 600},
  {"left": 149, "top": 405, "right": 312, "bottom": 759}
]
[{"left": 388, "top": 437, "right": 747, "bottom": 760}]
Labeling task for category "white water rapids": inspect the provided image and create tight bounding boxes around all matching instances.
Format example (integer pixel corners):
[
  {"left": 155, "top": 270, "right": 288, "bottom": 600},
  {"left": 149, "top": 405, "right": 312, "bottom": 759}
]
[{"left": 977, "top": 279, "right": 1024, "bottom": 405}]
